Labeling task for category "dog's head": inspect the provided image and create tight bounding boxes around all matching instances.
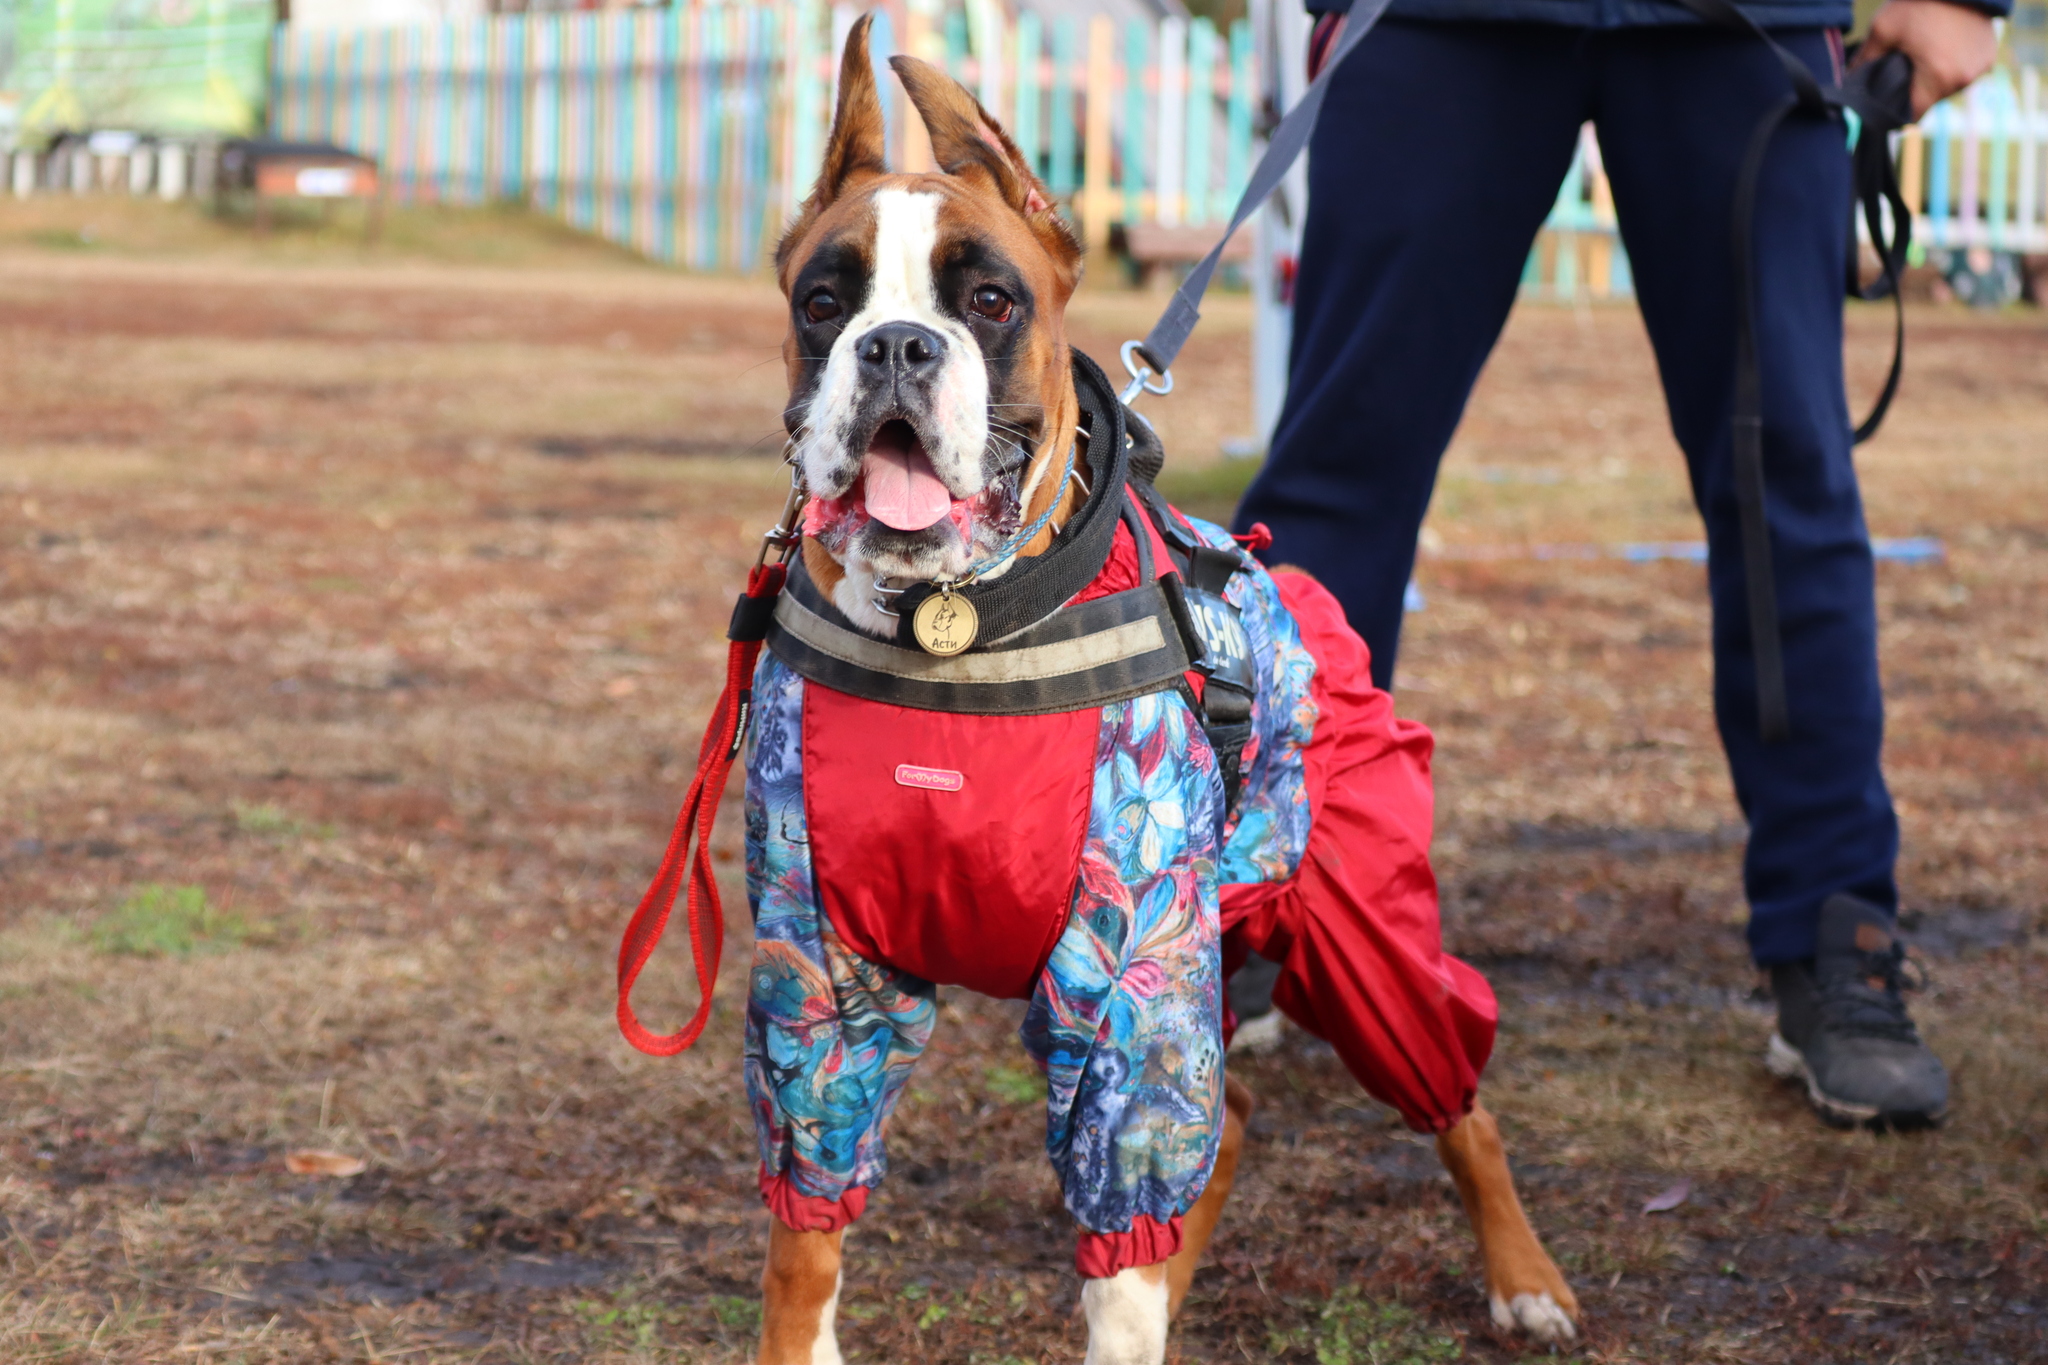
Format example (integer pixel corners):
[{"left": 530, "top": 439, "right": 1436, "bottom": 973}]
[{"left": 777, "top": 17, "right": 1084, "bottom": 632}]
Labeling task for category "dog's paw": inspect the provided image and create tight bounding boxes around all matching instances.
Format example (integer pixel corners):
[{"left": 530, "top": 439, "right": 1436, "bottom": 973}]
[{"left": 1489, "top": 1290, "right": 1577, "bottom": 1344}]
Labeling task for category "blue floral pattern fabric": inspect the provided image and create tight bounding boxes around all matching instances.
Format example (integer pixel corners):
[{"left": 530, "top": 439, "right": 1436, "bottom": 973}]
[
  {"left": 742, "top": 540, "right": 1320, "bottom": 1238},
  {"left": 743, "top": 653, "right": 937, "bottom": 1203},
  {"left": 1023, "top": 689, "right": 1226, "bottom": 1234},
  {"left": 1183, "top": 517, "right": 1319, "bottom": 887}
]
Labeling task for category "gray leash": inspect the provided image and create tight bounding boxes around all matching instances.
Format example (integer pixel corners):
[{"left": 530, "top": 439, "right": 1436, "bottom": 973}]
[{"left": 1118, "top": 0, "right": 1396, "bottom": 402}]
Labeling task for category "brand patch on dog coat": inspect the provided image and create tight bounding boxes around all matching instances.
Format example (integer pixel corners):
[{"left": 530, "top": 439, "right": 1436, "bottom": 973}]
[
  {"left": 804, "top": 687, "right": 1098, "bottom": 1000},
  {"left": 893, "top": 763, "right": 965, "bottom": 792}
]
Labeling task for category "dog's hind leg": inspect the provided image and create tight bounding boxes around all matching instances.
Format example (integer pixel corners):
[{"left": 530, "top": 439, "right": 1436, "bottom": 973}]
[
  {"left": 1434, "top": 1102, "right": 1578, "bottom": 1343},
  {"left": 1165, "top": 1073, "right": 1255, "bottom": 1319},
  {"left": 758, "top": 1223, "right": 845, "bottom": 1365}
]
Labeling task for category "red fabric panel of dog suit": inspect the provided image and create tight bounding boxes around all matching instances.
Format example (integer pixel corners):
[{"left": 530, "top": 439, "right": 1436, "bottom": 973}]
[
  {"left": 759, "top": 1167, "right": 867, "bottom": 1232},
  {"left": 1220, "top": 571, "right": 1499, "bottom": 1134},
  {"left": 803, "top": 687, "right": 1099, "bottom": 1000},
  {"left": 1073, "top": 1213, "right": 1183, "bottom": 1280}
]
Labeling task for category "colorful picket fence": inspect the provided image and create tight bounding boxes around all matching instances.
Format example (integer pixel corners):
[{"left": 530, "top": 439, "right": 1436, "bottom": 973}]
[
  {"left": 1905, "top": 65, "right": 2048, "bottom": 253},
  {"left": 1530, "top": 66, "right": 2048, "bottom": 301},
  {"left": 1526, "top": 124, "right": 1636, "bottom": 302},
  {"left": 268, "top": 5, "right": 794, "bottom": 271},
  {"left": 268, "top": 0, "right": 1259, "bottom": 274},
  {"left": 269, "top": 7, "right": 2046, "bottom": 292}
]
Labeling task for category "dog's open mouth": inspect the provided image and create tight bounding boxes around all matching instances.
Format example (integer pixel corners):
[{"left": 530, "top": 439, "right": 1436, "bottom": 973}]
[
  {"left": 858, "top": 420, "right": 958, "bottom": 532},
  {"left": 804, "top": 418, "right": 1007, "bottom": 555}
]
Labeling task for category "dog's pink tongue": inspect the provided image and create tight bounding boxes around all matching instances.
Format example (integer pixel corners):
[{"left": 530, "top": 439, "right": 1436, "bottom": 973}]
[{"left": 861, "top": 434, "right": 953, "bottom": 532}]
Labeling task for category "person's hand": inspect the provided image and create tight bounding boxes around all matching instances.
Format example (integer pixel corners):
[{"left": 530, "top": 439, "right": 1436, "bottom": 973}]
[{"left": 1858, "top": 0, "right": 2001, "bottom": 118}]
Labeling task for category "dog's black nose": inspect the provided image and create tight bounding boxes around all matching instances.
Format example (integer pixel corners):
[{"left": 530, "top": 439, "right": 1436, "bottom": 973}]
[{"left": 856, "top": 322, "right": 945, "bottom": 376}]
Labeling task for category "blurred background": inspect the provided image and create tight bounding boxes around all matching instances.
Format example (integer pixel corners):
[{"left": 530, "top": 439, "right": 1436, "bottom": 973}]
[{"left": 0, "top": 3, "right": 2042, "bottom": 1363}]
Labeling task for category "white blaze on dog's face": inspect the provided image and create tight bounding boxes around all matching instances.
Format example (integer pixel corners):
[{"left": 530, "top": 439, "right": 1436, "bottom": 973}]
[
  {"left": 778, "top": 19, "right": 1082, "bottom": 633},
  {"left": 789, "top": 187, "right": 990, "bottom": 553}
]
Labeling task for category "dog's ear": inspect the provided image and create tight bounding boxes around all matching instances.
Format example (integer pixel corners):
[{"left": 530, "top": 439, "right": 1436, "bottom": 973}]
[
  {"left": 890, "top": 55, "right": 1081, "bottom": 272},
  {"left": 777, "top": 15, "right": 887, "bottom": 273}
]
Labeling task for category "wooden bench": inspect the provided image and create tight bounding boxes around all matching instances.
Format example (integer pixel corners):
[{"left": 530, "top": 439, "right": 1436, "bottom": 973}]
[{"left": 1114, "top": 222, "right": 1255, "bottom": 289}]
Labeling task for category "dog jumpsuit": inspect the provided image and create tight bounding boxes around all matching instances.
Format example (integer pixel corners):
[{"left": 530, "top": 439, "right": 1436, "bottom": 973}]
[{"left": 742, "top": 509, "right": 1498, "bottom": 1278}]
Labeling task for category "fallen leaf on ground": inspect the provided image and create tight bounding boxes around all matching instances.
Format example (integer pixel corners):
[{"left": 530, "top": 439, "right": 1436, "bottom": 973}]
[
  {"left": 1642, "top": 1178, "right": 1691, "bottom": 1214},
  {"left": 286, "top": 1150, "right": 367, "bottom": 1177}
]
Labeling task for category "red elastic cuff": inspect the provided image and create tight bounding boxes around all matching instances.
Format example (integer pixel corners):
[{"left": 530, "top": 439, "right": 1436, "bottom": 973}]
[
  {"left": 759, "top": 1166, "right": 869, "bottom": 1233},
  {"left": 1074, "top": 1214, "right": 1184, "bottom": 1278}
]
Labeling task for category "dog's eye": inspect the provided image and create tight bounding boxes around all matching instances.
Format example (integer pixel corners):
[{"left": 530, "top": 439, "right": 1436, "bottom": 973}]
[
  {"left": 804, "top": 290, "right": 842, "bottom": 324},
  {"left": 969, "top": 286, "right": 1014, "bottom": 322}
]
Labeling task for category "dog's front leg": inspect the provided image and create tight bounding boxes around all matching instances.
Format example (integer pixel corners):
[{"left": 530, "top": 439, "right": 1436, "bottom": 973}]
[
  {"left": 759, "top": 1223, "right": 844, "bottom": 1365},
  {"left": 1081, "top": 1262, "right": 1169, "bottom": 1365}
]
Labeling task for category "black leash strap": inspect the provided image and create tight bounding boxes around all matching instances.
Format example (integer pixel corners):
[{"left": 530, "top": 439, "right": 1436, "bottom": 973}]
[
  {"left": 1130, "top": 0, "right": 1396, "bottom": 379},
  {"left": 1671, "top": 0, "right": 1915, "bottom": 741},
  {"left": 1845, "top": 51, "right": 1915, "bottom": 442}
]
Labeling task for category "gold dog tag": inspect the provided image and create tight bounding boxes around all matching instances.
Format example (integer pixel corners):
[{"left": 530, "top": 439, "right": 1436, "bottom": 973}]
[{"left": 912, "top": 588, "right": 978, "bottom": 656}]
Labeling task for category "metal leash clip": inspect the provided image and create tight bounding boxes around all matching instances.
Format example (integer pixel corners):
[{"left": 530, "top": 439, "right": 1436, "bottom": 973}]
[
  {"left": 756, "top": 465, "right": 810, "bottom": 570},
  {"left": 1118, "top": 339, "right": 1174, "bottom": 407},
  {"left": 872, "top": 576, "right": 909, "bottom": 617}
]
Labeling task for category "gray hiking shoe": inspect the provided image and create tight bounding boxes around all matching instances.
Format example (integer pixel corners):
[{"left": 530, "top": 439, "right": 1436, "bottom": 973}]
[
  {"left": 1766, "top": 893, "right": 1949, "bottom": 1131},
  {"left": 1227, "top": 951, "right": 1286, "bottom": 1054}
]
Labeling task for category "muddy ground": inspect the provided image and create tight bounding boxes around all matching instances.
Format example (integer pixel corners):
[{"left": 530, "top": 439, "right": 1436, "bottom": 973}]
[{"left": 1, "top": 199, "right": 2043, "bottom": 1363}]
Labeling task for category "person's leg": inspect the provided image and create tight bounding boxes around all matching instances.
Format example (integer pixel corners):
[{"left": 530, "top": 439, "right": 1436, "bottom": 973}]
[
  {"left": 1233, "top": 20, "right": 1590, "bottom": 688},
  {"left": 1591, "top": 30, "right": 1898, "bottom": 966},
  {"left": 1594, "top": 32, "right": 1942, "bottom": 1128}
]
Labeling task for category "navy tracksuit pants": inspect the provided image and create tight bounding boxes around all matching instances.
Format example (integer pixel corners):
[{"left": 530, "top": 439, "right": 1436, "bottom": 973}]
[{"left": 1233, "top": 21, "right": 1898, "bottom": 966}]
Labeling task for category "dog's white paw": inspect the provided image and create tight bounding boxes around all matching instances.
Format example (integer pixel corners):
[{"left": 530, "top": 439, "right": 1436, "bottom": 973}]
[{"left": 1489, "top": 1291, "right": 1577, "bottom": 1343}]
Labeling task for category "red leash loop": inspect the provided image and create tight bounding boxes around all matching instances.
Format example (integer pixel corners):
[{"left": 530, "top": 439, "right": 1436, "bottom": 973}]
[{"left": 616, "top": 558, "right": 789, "bottom": 1056}]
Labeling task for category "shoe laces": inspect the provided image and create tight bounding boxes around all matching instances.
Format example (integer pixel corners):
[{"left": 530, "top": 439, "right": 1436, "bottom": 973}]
[{"left": 1817, "top": 937, "right": 1925, "bottom": 1043}]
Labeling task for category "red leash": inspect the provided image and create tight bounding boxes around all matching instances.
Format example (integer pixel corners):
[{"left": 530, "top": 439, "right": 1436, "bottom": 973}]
[{"left": 616, "top": 481, "right": 806, "bottom": 1056}]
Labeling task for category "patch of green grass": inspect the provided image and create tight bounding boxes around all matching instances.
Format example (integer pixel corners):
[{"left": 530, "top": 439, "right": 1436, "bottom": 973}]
[
  {"left": 1155, "top": 456, "right": 1262, "bottom": 528},
  {"left": 572, "top": 1289, "right": 674, "bottom": 1350},
  {"left": 232, "top": 801, "right": 331, "bottom": 840},
  {"left": 984, "top": 1063, "right": 1045, "bottom": 1106},
  {"left": 707, "top": 1295, "right": 759, "bottom": 1331},
  {"left": 1268, "top": 1289, "right": 1462, "bottom": 1365},
  {"left": 28, "top": 227, "right": 99, "bottom": 251},
  {"left": 91, "top": 885, "right": 246, "bottom": 958}
]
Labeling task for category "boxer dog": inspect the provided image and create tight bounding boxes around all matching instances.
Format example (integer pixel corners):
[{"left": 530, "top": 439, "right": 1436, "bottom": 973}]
[{"left": 741, "top": 19, "right": 1579, "bottom": 1363}]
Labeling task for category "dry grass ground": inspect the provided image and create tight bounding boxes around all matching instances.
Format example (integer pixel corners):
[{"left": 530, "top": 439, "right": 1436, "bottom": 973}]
[{"left": 0, "top": 198, "right": 2042, "bottom": 1364}]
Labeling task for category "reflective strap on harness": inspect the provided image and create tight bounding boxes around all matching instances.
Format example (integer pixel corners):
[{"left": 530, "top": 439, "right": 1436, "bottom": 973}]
[{"left": 615, "top": 561, "right": 787, "bottom": 1057}]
